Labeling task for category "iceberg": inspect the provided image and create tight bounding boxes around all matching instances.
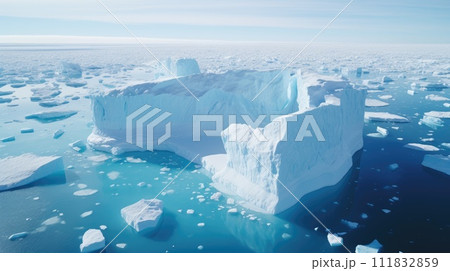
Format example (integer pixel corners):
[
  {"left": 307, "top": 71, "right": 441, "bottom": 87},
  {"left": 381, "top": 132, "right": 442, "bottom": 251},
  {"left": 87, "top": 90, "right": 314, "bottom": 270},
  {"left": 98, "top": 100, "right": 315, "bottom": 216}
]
[
  {"left": 88, "top": 67, "right": 366, "bottom": 214},
  {"left": 0, "top": 154, "right": 64, "bottom": 191},
  {"left": 422, "top": 155, "right": 450, "bottom": 175},
  {"left": 121, "top": 199, "right": 163, "bottom": 232},
  {"left": 174, "top": 58, "right": 201, "bottom": 77},
  {"left": 80, "top": 229, "right": 105, "bottom": 253}
]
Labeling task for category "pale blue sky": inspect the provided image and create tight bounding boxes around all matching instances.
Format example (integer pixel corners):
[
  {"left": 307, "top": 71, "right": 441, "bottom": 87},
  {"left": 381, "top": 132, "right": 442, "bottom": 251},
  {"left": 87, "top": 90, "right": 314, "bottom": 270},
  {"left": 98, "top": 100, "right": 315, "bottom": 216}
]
[{"left": 0, "top": 0, "right": 449, "bottom": 43}]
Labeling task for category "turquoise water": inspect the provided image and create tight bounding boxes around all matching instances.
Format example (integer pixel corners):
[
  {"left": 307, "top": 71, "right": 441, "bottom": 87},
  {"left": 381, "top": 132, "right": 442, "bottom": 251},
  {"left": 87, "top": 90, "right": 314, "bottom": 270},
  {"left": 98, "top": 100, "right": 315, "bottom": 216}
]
[{"left": 0, "top": 45, "right": 449, "bottom": 253}]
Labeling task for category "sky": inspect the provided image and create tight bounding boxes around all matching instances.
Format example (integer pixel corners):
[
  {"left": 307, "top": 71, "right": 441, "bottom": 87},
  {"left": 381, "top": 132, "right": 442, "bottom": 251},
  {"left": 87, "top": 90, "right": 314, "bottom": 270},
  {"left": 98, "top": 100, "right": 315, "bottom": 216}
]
[{"left": 0, "top": 0, "right": 449, "bottom": 44}]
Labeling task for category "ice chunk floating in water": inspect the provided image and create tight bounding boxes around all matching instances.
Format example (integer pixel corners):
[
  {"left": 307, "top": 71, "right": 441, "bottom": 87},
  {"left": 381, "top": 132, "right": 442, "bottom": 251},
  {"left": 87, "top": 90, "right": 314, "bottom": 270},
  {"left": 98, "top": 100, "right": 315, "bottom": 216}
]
[
  {"left": 121, "top": 199, "right": 164, "bottom": 232},
  {"left": 355, "top": 240, "right": 382, "bottom": 253},
  {"left": 80, "top": 229, "right": 105, "bottom": 253},
  {"left": 0, "top": 154, "right": 64, "bottom": 191},
  {"left": 422, "top": 155, "right": 450, "bottom": 175},
  {"left": 88, "top": 65, "right": 366, "bottom": 214}
]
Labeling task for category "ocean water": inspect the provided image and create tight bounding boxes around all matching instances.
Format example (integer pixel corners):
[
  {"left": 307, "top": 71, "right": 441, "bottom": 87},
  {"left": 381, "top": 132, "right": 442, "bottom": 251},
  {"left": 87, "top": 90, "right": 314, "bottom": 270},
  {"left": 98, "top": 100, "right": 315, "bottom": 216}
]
[{"left": 0, "top": 44, "right": 449, "bottom": 253}]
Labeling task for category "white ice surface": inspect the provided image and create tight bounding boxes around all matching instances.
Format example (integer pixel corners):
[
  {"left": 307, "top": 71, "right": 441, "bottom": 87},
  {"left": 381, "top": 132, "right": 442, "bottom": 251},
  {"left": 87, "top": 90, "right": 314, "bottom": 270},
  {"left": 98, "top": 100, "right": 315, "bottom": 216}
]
[
  {"left": 422, "top": 155, "right": 450, "bottom": 175},
  {"left": 121, "top": 199, "right": 163, "bottom": 232},
  {"left": 364, "top": 112, "right": 409, "bottom": 123},
  {"left": 80, "top": 229, "right": 105, "bottom": 253},
  {"left": 0, "top": 154, "right": 64, "bottom": 191},
  {"left": 89, "top": 68, "right": 366, "bottom": 214}
]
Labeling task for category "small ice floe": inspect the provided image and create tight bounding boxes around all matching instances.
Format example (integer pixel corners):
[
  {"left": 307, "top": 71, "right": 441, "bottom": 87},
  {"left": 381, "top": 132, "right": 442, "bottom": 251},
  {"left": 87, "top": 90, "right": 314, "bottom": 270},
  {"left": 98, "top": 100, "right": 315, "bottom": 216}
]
[
  {"left": 227, "top": 208, "right": 238, "bottom": 214},
  {"left": 367, "top": 133, "right": 385, "bottom": 138},
  {"left": 419, "top": 116, "right": 444, "bottom": 129},
  {"left": 407, "top": 89, "right": 415, "bottom": 96},
  {"left": 382, "top": 209, "right": 391, "bottom": 214},
  {"left": 355, "top": 240, "right": 382, "bottom": 253},
  {"left": 389, "top": 163, "right": 399, "bottom": 171},
  {"left": 53, "top": 129, "right": 64, "bottom": 139},
  {"left": 404, "top": 143, "right": 439, "bottom": 152},
  {"left": 107, "top": 171, "right": 120, "bottom": 180},
  {"left": 77, "top": 183, "right": 87, "bottom": 189},
  {"left": 341, "top": 219, "right": 359, "bottom": 230},
  {"left": 197, "top": 245, "right": 204, "bottom": 251},
  {"left": 226, "top": 198, "right": 235, "bottom": 205},
  {"left": 281, "top": 233, "right": 292, "bottom": 240},
  {"left": 364, "top": 112, "right": 409, "bottom": 123},
  {"left": 99, "top": 225, "right": 107, "bottom": 230},
  {"left": 327, "top": 233, "right": 343, "bottom": 247},
  {"left": 422, "top": 155, "right": 450, "bottom": 175},
  {"left": 1, "top": 136, "right": 15, "bottom": 142},
  {"left": 424, "top": 111, "right": 450, "bottom": 119},
  {"left": 376, "top": 126, "right": 388, "bottom": 137},
  {"left": 210, "top": 192, "right": 222, "bottom": 201},
  {"left": 425, "top": 94, "right": 449, "bottom": 101},
  {"left": 0, "top": 154, "right": 63, "bottom": 191},
  {"left": 25, "top": 110, "right": 77, "bottom": 122},
  {"left": 361, "top": 213, "right": 368, "bottom": 219},
  {"left": 73, "top": 189, "right": 98, "bottom": 196},
  {"left": 80, "top": 229, "right": 105, "bottom": 253},
  {"left": 442, "top": 143, "right": 450, "bottom": 149},
  {"left": 365, "top": 99, "right": 389, "bottom": 107},
  {"left": 38, "top": 99, "right": 69, "bottom": 108},
  {"left": 121, "top": 199, "right": 163, "bottom": 232},
  {"left": 66, "top": 80, "right": 87, "bottom": 88},
  {"left": 8, "top": 232, "right": 29, "bottom": 241},
  {"left": 160, "top": 167, "right": 170, "bottom": 172},
  {"left": 69, "top": 140, "right": 86, "bottom": 152},
  {"left": 126, "top": 157, "right": 146, "bottom": 163},
  {"left": 116, "top": 243, "right": 127, "bottom": 249},
  {"left": 20, "top": 128, "right": 34, "bottom": 134},
  {"left": 137, "top": 182, "right": 146, "bottom": 187},
  {"left": 444, "top": 103, "right": 450, "bottom": 108},
  {"left": 378, "top": 94, "right": 393, "bottom": 100},
  {"left": 382, "top": 76, "right": 394, "bottom": 83},
  {"left": 81, "top": 211, "right": 93, "bottom": 218},
  {"left": 197, "top": 222, "right": 205, "bottom": 227},
  {"left": 421, "top": 138, "right": 434, "bottom": 142},
  {"left": 41, "top": 216, "right": 62, "bottom": 226},
  {"left": 87, "top": 154, "right": 109, "bottom": 163}
]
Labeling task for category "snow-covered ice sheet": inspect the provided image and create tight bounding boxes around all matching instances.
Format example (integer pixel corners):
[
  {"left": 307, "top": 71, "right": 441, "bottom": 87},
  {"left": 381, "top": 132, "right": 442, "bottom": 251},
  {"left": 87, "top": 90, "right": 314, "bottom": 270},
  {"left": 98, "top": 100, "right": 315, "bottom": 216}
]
[{"left": 0, "top": 154, "right": 64, "bottom": 191}]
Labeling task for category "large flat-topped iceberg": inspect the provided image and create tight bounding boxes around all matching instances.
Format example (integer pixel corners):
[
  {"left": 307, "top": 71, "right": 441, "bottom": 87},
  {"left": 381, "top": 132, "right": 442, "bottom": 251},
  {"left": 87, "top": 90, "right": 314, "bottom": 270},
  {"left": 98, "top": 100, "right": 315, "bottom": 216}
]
[
  {"left": 89, "top": 63, "right": 366, "bottom": 214},
  {"left": 0, "top": 154, "right": 64, "bottom": 191}
]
